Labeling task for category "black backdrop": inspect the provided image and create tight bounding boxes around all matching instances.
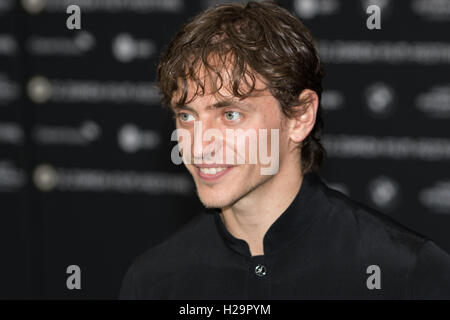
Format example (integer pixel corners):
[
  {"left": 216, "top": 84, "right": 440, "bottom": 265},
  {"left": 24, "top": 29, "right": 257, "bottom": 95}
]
[{"left": 1, "top": 0, "right": 449, "bottom": 299}]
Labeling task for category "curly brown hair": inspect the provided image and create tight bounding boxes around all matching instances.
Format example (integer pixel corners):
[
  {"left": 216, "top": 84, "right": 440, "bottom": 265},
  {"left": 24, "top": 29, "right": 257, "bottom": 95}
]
[{"left": 157, "top": 1, "right": 325, "bottom": 173}]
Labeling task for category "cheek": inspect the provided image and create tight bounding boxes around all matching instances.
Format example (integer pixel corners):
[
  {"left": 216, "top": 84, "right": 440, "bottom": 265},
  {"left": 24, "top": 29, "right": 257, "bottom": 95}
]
[
  {"left": 184, "top": 163, "right": 195, "bottom": 175},
  {"left": 274, "top": 127, "right": 290, "bottom": 162},
  {"left": 259, "top": 114, "right": 284, "bottom": 154}
]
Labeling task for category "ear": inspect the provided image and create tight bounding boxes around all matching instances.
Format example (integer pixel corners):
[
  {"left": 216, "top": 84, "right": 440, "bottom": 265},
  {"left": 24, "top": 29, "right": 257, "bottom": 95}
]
[{"left": 288, "top": 89, "right": 319, "bottom": 144}]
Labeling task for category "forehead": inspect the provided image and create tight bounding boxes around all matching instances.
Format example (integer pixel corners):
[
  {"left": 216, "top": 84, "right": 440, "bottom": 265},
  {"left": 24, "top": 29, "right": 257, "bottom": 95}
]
[{"left": 170, "top": 55, "right": 269, "bottom": 108}]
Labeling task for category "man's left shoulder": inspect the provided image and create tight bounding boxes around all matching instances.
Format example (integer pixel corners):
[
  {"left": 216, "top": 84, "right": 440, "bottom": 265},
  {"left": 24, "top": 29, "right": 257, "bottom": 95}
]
[
  {"left": 322, "top": 184, "right": 427, "bottom": 254},
  {"left": 321, "top": 182, "right": 450, "bottom": 298}
]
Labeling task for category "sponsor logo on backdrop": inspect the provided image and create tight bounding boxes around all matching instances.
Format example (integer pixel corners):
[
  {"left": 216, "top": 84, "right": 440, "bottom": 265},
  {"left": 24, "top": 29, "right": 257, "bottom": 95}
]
[
  {"left": 21, "top": 0, "right": 47, "bottom": 14},
  {"left": 419, "top": 181, "right": 450, "bottom": 214},
  {"left": 33, "top": 164, "right": 58, "bottom": 192},
  {"left": 321, "top": 89, "right": 345, "bottom": 111},
  {"left": 0, "top": 74, "right": 20, "bottom": 103},
  {"left": 27, "top": 76, "right": 52, "bottom": 104},
  {"left": 293, "top": 0, "right": 339, "bottom": 19},
  {"left": 33, "top": 120, "right": 101, "bottom": 146},
  {"left": 363, "top": 82, "right": 396, "bottom": 119},
  {"left": 112, "top": 33, "right": 156, "bottom": 63},
  {"left": 412, "top": 0, "right": 450, "bottom": 21},
  {"left": 319, "top": 40, "right": 450, "bottom": 65},
  {"left": 0, "top": 122, "right": 24, "bottom": 145},
  {"left": 0, "top": 161, "right": 26, "bottom": 191},
  {"left": 324, "top": 134, "right": 450, "bottom": 161},
  {"left": 27, "top": 31, "right": 95, "bottom": 56},
  {"left": 33, "top": 163, "right": 193, "bottom": 194},
  {"left": 0, "top": 34, "right": 17, "bottom": 56},
  {"left": 118, "top": 124, "right": 160, "bottom": 153},
  {"left": 27, "top": 75, "right": 160, "bottom": 105},
  {"left": 21, "top": 0, "right": 185, "bottom": 14},
  {"left": 368, "top": 175, "right": 401, "bottom": 212},
  {"left": 0, "top": 0, "right": 13, "bottom": 13},
  {"left": 415, "top": 85, "right": 450, "bottom": 118}
]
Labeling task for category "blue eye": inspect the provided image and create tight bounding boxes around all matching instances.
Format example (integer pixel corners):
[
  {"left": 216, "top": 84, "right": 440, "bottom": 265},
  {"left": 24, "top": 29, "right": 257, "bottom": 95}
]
[
  {"left": 224, "top": 111, "right": 242, "bottom": 121},
  {"left": 179, "top": 113, "right": 195, "bottom": 122}
]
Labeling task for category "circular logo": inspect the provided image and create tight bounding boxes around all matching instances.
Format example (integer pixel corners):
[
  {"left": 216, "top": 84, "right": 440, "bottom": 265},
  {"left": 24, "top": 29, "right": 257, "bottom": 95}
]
[
  {"left": 33, "top": 164, "right": 58, "bottom": 192},
  {"left": 364, "top": 82, "right": 396, "bottom": 119},
  {"left": 21, "top": 0, "right": 47, "bottom": 14},
  {"left": 27, "top": 76, "right": 52, "bottom": 104},
  {"left": 368, "top": 175, "right": 401, "bottom": 212}
]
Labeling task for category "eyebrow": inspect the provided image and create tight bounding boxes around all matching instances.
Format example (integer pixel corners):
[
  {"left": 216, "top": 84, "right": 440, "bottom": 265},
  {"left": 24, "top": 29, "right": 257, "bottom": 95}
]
[{"left": 173, "top": 99, "right": 252, "bottom": 113}]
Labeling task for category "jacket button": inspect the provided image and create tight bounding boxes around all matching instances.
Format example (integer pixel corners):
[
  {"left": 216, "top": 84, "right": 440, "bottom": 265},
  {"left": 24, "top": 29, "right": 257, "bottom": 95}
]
[{"left": 254, "top": 264, "right": 267, "bottom": 277}]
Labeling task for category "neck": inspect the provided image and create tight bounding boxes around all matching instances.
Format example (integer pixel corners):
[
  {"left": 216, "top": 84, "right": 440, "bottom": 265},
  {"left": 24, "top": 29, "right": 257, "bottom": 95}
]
[{"left": 220, "top": 162, "right": 303, "bottom": 256}]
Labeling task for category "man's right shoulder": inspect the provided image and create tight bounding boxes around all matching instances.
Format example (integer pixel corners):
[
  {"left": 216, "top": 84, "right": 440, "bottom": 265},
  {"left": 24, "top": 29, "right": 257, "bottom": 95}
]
[
  {"left": 118, "top": 211, "right": 216, "bottom": 299},
  {"left": 137, "top": 212, "right": 215, "bottom": 264}
]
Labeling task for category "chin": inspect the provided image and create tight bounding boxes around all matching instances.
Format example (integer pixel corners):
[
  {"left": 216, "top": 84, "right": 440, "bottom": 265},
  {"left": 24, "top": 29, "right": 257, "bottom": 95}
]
[{"left": 197, "top": 189, "right": 236, "bottom": 209}]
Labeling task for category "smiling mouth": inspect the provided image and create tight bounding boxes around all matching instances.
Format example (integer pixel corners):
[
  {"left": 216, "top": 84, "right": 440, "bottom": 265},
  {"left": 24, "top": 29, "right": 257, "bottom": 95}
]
[{"left": 195, "top": 165, "right": 235, "bottom": 181}]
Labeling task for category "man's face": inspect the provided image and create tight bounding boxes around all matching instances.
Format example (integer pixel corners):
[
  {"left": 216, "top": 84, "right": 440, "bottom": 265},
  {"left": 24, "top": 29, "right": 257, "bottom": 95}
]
[{"left": 172, "top": 72, "right": 295, "bottom": 209}]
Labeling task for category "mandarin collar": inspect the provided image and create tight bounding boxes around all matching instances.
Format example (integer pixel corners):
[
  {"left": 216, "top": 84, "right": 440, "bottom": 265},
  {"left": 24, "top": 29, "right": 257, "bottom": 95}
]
[{"left": 209, "top": 172, "right": 328, "bottom": 258}]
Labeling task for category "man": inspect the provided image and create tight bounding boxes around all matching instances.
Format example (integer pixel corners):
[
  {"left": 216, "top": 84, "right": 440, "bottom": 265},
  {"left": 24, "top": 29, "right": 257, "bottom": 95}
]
[{"left": 120, "top": 1, "right": 450, "bottom": 299}]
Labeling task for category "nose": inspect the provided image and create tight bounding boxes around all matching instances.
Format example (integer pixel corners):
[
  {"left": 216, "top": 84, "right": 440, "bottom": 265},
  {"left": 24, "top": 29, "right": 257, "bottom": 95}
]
[{"left": 192, "top": 118, "right": 222, "bottom": 163}]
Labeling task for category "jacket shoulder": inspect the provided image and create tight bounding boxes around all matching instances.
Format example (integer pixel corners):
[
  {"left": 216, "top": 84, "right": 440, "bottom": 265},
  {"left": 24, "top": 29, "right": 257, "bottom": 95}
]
[
  {"left": 320, "top": 181, "right": 450, "bottom": 298},
  {"left": 322, "top": 182, "right": 427, "bottom": 248},
  {"left": 119, "top": 212, "right": 216, "bottom": 299}
]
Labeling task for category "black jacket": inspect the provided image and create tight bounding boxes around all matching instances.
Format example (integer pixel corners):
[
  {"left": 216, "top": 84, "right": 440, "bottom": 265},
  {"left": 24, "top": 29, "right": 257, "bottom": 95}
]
[{"left": 119, "top": 172, "right": 450, "bottom": 299}]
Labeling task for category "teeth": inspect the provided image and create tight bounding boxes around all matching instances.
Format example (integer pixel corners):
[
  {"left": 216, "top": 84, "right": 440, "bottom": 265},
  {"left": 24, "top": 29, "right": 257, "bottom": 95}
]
[{"left": 199, "top": 167, "right": 227, "bottom": 175}]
